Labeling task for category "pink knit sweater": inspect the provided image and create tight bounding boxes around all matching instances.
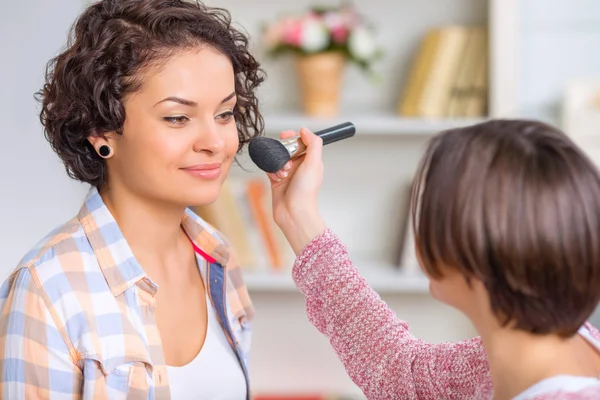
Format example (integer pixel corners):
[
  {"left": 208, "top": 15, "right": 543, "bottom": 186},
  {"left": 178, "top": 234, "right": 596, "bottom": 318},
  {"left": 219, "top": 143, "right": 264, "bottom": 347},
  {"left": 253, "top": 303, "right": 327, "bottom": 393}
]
[{"left": 292, "top": 229, "right": 600, "bottom": 400}]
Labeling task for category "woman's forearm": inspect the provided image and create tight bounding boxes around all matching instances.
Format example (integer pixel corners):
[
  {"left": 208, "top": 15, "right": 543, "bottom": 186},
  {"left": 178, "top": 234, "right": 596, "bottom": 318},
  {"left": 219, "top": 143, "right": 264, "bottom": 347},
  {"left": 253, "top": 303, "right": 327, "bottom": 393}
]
[
  {"left": 278, "top": 211, "right": 327, "bottom": 255},
  {"left": 292, "top": 229, "right": 490, "bottom": 399}
]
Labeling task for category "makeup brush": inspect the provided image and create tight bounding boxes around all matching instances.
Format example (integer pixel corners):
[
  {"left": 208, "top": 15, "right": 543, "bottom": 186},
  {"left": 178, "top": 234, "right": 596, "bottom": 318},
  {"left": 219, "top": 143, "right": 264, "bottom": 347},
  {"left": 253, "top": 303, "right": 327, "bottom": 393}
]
[{"left": 248, "top": 121, "right": 356, "bottom": 173}]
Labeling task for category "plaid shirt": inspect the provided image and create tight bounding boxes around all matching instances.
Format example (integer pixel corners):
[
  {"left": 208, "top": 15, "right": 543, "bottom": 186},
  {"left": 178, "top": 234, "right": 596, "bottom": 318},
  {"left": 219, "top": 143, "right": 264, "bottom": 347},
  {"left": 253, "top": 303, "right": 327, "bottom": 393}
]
[{"left": 0, "top": 187, "right": 254, "bottom": 399}]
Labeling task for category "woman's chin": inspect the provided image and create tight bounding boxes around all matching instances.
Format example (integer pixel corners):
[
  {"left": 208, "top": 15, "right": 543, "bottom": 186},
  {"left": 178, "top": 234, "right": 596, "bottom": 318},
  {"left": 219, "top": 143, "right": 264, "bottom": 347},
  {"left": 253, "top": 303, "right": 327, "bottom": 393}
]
[{"left": 181, "top": 187, "right": 222, "bottom": 208}]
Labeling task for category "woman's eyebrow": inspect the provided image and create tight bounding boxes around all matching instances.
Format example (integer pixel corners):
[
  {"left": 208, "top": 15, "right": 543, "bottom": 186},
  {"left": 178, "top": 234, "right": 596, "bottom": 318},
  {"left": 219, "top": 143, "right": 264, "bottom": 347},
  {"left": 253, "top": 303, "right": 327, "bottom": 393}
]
[
  {"left": 154, "top": 96, "right": 198, "bottom": 107},
  {"left": 220, "top": 91, "right": 236, "bottom": 104},
  {"left": 154, "top": 92, "right": 235, "bottom": 107}
]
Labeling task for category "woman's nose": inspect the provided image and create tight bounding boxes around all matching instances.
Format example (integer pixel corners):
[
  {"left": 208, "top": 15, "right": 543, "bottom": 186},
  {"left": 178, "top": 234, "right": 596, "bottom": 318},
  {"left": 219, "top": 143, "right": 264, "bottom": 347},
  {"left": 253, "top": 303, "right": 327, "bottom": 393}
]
[{"left": 192, "top": 121, "right": 225, "bottom": 153}]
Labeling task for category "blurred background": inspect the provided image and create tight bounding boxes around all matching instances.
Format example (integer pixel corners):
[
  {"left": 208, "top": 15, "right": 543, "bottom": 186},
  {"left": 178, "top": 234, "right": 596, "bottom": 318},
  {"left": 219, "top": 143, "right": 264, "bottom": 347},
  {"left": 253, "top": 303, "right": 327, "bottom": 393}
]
[{"left": 1, "top": 0, "right": 600, "bottom": 398}]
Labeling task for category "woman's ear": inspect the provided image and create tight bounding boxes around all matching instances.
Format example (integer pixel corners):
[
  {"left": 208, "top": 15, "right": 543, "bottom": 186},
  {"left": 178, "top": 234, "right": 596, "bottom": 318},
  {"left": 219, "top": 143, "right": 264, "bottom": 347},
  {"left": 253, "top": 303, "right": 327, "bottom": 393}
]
[{"left": 88, "top": 132, "right": 117, "bottom": 159}]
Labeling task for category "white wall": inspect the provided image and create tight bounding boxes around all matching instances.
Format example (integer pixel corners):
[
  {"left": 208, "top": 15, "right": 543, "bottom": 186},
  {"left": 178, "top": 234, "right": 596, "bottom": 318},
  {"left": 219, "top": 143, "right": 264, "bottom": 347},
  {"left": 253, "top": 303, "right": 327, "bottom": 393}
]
[
  {"left": 517, "top": 0, "right": 600, "bottom": 122},
  {"left": 0, "top": 0, "right": 89, "bottom": 277}
]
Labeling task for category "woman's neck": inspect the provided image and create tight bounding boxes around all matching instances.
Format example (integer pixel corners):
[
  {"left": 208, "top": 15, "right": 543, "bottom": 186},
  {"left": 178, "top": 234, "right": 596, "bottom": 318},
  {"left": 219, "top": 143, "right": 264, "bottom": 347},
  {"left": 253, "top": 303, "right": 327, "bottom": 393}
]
[
  {"left": 99, "top": 184, "right": 188, "bottom": 267},
  {"left": 477, "top": 322, "right": 600, "bottom": 400}
]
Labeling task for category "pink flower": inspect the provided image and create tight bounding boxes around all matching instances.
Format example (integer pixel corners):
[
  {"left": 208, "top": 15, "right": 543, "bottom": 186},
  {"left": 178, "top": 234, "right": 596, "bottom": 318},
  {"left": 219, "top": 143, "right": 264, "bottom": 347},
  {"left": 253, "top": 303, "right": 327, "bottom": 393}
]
[
  {"left": 331, "top": 26, "right": 348, "bottom": 44},
  {"left": 282, "top": 17, "right": 302, "bottom": 46}
]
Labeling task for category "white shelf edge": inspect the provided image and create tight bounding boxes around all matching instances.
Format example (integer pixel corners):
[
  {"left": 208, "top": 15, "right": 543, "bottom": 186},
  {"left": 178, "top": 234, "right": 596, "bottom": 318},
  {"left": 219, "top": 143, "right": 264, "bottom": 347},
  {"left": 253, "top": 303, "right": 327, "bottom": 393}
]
[
  {"left": 243, "top": 264, "right": 430, "bottom": 294},
  {"left": 489, "top": 0, "right": 518, "bottom": 118},
  {"left": 263, "top": 113, "right": 489, "bottom": 136}
]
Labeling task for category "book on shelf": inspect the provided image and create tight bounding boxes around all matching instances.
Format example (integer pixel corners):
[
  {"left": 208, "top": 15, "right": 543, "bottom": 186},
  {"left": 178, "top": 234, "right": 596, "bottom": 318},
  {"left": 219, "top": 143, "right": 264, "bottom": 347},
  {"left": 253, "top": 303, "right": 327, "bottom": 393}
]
[
  {"left": 397, "top": 25, "right": 488, "bottom": 119},
  {"left": 193, "top": 177, "right": 295, "bottom": 273}
]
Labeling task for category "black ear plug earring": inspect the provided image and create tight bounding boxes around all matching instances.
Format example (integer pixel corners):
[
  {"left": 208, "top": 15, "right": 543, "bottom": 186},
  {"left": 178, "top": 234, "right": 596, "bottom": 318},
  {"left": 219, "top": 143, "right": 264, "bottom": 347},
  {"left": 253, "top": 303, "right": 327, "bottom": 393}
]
[{"left": 98, "top": 144, "right": 113, "bottom": 158}]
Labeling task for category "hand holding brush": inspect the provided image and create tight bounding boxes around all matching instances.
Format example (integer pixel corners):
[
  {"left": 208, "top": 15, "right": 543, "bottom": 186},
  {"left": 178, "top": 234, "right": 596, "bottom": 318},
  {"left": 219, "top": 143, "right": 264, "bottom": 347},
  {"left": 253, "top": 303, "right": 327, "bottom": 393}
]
[{"left": 261, "top": 127, "right": 330, "bottom": 254}]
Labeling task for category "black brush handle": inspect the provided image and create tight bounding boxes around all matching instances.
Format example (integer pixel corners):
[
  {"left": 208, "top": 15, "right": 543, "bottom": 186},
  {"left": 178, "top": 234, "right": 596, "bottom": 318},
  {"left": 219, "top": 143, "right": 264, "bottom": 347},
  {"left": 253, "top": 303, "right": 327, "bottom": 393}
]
[{"left": 314, "top": 122, "right": 356, "bottom": 145}]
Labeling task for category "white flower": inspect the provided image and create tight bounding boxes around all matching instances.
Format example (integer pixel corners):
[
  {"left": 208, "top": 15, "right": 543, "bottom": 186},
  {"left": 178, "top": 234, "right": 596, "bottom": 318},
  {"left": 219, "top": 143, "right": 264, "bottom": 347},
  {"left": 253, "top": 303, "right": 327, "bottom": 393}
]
[
  {"left": 348, "top": 26, "right": 376, "bottom": 60},
  {"left": 300, "top": 18, "right": 330, "bottom": 53}
]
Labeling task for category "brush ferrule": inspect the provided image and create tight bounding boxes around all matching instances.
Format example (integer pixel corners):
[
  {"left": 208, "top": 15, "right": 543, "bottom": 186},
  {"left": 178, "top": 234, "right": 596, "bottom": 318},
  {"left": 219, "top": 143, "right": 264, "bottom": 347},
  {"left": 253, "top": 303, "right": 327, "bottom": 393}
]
[{"left": 281, "top": 136, "right": 307, "bottom": 158}]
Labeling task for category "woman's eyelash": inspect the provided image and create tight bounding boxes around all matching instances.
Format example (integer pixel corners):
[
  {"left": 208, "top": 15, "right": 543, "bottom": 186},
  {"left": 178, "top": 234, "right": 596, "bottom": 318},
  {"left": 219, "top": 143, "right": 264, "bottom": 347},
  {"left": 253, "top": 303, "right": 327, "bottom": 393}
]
[
  {"left": 217, "top": 111, "right": 235, "bottom": 121},
  {"left": 163, "top": 111, "right": 234, "bottom": 125},
  {"left": 163, "top": 116, "right": 189, "bottom": 125}
]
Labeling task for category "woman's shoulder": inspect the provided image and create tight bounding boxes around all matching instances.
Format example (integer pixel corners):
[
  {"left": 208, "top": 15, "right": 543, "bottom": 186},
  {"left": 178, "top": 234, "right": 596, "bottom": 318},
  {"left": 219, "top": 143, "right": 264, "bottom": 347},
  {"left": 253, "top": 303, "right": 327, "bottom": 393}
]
[
  {"left": 14, "top": 216, "right": 89, "bottom": 274},
  {"left": 1, "top": 214, "right": 112, "bottom": 333},
  {"left": 3, "top": 215, "right": 108, "bottom": 320}
]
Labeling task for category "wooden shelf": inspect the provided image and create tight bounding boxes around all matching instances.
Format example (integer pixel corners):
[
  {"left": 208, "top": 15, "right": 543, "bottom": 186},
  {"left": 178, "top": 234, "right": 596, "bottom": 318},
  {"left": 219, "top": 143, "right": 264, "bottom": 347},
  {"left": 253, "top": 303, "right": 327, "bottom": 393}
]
[
  {"left": 263, "top": 112, "right": 488, "bottom": 136},
  {"left": 243, "top": 263, "right": 430, "bottom": 294}
]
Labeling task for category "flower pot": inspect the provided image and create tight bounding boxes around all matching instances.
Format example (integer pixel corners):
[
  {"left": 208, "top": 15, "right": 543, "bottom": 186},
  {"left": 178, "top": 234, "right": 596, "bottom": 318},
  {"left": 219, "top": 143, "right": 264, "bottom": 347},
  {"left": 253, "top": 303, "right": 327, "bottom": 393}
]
[{"left": 295, "top": 52, "right": 345, "bottom": 117}]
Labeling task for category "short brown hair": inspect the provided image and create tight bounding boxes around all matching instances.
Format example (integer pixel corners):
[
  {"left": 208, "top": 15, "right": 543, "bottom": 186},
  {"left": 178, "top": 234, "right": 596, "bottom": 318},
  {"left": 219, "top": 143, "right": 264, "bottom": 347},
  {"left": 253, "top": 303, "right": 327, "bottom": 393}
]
[
  {"left": 411, "top": 119, "right": 600, "bottom": 337},
  {"left": 36, "top": 0, "right": 265, "bottom": 187}
]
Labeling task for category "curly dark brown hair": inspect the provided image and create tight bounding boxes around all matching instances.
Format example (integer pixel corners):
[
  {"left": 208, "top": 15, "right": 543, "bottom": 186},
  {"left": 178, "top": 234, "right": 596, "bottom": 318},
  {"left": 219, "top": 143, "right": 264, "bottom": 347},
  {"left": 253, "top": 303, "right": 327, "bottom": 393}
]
[{"left": 36, "top": 0, "right": 265, "bottom": 187}]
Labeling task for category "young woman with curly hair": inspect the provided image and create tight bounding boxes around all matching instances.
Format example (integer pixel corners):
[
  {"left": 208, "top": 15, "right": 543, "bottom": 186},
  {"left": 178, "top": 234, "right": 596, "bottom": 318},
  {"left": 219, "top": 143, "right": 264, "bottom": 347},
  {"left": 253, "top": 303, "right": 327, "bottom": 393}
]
[{"left": 0, "top": 1, "right": 264, "bottom": 398}]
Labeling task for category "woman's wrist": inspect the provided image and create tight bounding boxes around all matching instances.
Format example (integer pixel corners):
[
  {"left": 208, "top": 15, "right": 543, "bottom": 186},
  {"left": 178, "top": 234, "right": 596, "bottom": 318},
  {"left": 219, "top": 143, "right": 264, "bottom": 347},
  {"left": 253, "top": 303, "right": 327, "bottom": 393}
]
[{"left": 279, "top": 210, "right": 327, "bottom": 255}]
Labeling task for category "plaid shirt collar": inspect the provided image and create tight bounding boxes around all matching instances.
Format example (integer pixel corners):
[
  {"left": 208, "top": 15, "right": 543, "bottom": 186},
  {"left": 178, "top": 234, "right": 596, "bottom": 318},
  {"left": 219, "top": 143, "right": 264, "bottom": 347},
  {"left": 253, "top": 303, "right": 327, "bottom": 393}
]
[{"left": 77, "top": 186, "right": 229, "bottom": 296}]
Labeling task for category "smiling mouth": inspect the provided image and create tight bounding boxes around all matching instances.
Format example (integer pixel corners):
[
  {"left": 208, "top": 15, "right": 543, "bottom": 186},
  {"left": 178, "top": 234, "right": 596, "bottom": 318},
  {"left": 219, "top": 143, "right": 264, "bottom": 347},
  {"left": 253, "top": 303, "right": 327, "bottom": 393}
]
[{"left": 181, "top": 164, "right": 222, "bottom": 179}]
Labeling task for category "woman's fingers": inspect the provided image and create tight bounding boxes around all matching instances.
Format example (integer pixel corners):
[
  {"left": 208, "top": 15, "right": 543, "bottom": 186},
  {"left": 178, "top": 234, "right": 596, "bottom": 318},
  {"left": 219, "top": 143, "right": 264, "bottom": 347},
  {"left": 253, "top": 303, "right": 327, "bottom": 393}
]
[
  {"left": 299, "top": 128, "right": 323, "bottom": 164},
  {"left": 267, "top": 172, "right": 281, "bottom": 182},
  {"left": 279, "top": 130, "right": 298, "bottom": 140},
  {"left": 276, "top": 161, "right": 292, "bottom": 178},
  {"left": 267, "top": 161, "right": 293, "bottom": 181}
]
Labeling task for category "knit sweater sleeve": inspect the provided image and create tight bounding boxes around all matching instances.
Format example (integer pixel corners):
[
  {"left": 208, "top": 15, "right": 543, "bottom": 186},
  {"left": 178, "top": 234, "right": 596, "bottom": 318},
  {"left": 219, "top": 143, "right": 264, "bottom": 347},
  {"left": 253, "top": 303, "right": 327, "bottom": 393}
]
[{"left": 292, "top": 229, "right": 492, "bottom": 400}]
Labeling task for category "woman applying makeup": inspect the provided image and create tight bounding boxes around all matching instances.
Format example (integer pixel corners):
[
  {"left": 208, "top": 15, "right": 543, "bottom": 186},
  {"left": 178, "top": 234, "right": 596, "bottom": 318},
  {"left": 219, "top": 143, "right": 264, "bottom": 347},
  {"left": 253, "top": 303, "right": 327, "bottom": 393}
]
[{"left": 269, "top": 121, "right": 600, "bottom": 399}]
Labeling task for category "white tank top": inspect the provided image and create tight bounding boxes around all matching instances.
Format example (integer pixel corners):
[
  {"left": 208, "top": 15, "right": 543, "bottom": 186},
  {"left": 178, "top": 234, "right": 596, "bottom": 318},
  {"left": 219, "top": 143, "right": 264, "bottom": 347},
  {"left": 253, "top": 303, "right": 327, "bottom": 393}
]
[{"left": 166, "top": 292, "right": 247, "bottom": 400}]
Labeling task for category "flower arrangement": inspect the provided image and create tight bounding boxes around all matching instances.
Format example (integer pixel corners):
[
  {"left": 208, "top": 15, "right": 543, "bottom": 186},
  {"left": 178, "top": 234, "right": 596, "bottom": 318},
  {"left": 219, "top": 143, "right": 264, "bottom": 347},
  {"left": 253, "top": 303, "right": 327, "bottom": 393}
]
[{"left": 262, "top": 3, "right": 382, "bottom": 73}]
